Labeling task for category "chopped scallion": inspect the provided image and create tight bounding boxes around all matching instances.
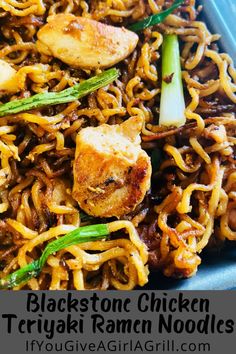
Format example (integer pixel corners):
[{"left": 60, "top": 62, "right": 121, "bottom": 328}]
[
  {"left": 0, "top": 68, "right": 119, "bottom": 117},
  {"left": 0, "top": 223, "right": 109, "bottom": 289},
  {"left": 159, "top": 34, "right": 186, "bottom": 127},
  {"left": 128, "top": 0, "right": 184, "bottom": 32}
]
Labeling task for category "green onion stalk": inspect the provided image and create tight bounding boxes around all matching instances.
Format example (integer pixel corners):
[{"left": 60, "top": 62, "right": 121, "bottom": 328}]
[
  {"left": 128, "top": 0, "right": 184, "bottom": 32},
  {"left": 159, "top": 34, "right": 186, "bottom": 127},
  {"left": 0, "top": 68, "right": 119, "bottom": 117},
  {"left": 0, "top": 224, "right": 110, "bottom": 289}
]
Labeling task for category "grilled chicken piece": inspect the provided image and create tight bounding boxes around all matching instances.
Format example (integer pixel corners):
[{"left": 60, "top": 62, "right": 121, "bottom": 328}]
[
  {"left": 72, "top": 117, "right": 152, "bottom": 218},
  {"left": 36, "top": 14, "right": 139, "bottom": 69},
  {"left": 0, "top": 59, "right": 18, "bottom": 94}
]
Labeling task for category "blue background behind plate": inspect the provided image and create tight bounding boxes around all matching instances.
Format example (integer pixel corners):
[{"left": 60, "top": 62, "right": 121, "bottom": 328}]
[
  {"left": 200, "top": 0, "right": 236, "bottom": 60},
  {"left": 145, "top": 0, "right": 236, "bottom": 290}
]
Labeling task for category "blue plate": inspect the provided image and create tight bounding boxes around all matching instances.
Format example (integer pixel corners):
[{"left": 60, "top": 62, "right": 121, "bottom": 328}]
[
  {"left": 146, "top": 245, "right": 236, "bottom": 290},
  {"left": 198, "top": 0, "right": 236, "bottom": 59},
  {"left": 146, "top": 0, "right": 236, "bottom": 290}
]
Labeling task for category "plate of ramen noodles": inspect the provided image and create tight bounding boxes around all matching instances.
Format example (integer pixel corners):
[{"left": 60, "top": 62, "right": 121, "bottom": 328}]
[{"left": 0, "top": 0, "right": 236, "bottom": 291}]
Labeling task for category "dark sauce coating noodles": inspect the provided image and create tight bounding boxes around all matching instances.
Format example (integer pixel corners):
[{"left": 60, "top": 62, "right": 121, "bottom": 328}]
[{"left": 0, "top": 0, "right": 236, "bottom": 290}]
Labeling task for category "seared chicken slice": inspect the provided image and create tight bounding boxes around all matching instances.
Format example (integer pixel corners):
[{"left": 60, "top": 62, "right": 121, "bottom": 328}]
[
  {"left": 36, "top": 14, "right": 138, "bottom": 69},
  {"left": 72, "top": 117, "right": 151, "bottom": 218}
]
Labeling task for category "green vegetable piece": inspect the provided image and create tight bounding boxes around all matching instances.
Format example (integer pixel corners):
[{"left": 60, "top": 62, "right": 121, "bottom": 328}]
[
  {"left": 0, "top": 223, "right": 109, "bottom": 289},
  {"left": 159, "top": 34, "right": 186, "bottom": 127},
  {"left": 0, "top": 260, "right": 41, "bottom": 290},
  {"left": 0, "top": 68, "right": 119, "bottom": 117},
  {"left": 128, "top": 0, "right": 184, "bottom": 32}
]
